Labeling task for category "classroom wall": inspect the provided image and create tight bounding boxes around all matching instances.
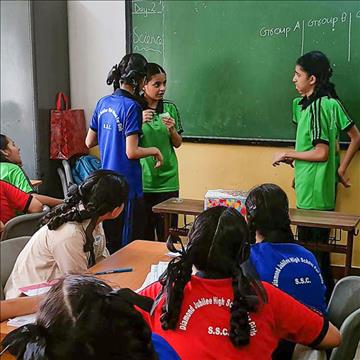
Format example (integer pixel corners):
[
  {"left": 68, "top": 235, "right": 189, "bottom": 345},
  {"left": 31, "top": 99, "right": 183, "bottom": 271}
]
[
  {"left": 1, "top": 1, "right": 37, "bottom": 177},
  {"left": 67, "top": 1, "right": 360, "bottom": 268}
]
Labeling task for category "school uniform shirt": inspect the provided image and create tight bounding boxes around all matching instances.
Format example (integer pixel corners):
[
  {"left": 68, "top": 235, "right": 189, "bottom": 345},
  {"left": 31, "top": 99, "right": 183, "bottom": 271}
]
[
  {"left": 0, "top": 162, "right": 34, "bottom": 193},
  {"left": 139, "top": 277, "right": 328, "bottom": 360},
  {"left": 250, "top": 242, "right": 327, "bottom": 314},
  {"left": 293, "top": 96, "right": 354, "bottom": 210},
  {"left": 0, "top": 180, "right": 33, "bottom": 224},
  {"left": 90, "top": 89, "right": 143, "bottom": 199},
  {"left": 140, "top": 100, "right": 183, "bottom": 192},
  {"left": 4, "top": 220, "right": 109, "bottom": 299},
  {"left": 152, "top": 333, "right": 180, "bottom": 360}
]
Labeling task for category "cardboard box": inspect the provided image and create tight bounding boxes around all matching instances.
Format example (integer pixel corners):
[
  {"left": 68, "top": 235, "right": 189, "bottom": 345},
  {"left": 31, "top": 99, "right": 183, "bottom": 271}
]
[{"left": 204, "top": 190, "right": 248, "bottom": 216}]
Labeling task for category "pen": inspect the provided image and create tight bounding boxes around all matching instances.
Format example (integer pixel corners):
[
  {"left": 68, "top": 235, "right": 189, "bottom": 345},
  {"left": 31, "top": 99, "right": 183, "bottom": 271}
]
[{"left": 94, "top": 267, "right": 133, "bottom": 275}]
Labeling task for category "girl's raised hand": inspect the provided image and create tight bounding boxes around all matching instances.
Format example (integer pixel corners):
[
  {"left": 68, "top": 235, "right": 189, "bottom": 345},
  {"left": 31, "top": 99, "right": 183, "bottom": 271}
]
[
  {"left": 142, "top": 110, "right": 155, "bottom": 123},
  {"left": 162, "top": 117, "right": 176, "bottom": 131}
]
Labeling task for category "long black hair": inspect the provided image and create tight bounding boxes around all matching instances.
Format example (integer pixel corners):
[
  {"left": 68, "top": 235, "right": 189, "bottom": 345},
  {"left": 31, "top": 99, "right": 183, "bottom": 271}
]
[
  {"left": 296, "top": 50, "right": 338, "bottom": 102},
  {"left": 41, "top": 169, "right": 128, "bottom": 266},
  {"left": 106, "top": 53, "right": 148, "bottom": 93},
  {"left": 1, "top": 274, "right": 158, "bottom": 360},
  {"left": 245, "top": 183, "right": 294, "bottom": 244},
  {"left": 155, "top": 206, "right": 266, "bottom": 348},
  {"left": 0, "top": 134, "right": 10, "bottom": 162}
]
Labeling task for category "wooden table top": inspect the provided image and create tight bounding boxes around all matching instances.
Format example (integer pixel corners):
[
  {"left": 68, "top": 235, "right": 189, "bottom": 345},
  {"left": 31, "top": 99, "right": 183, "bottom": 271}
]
[
  {"left": 0, "top": 240, "right": 168, "bottom": 344},
  {"left": 153, "top": 198, "right": 360, "bottom": 231}
]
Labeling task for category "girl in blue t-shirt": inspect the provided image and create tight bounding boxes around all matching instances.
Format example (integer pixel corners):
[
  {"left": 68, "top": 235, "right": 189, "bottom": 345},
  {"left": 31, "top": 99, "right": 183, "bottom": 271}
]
[
  {"left": 86, "top": 54, "right": 163, "bottom": 252},
  {"left": 246, "top": 183, "right": 327, "bottom": 360},
  {"left": 1, "top": 274, "right": 180, "bottom": 360}
]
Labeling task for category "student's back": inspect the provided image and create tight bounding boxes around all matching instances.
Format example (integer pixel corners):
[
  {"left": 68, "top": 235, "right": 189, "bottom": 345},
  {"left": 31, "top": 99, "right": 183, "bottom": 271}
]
[{"left": 250, "top": 242, "right": 326, "bottom": 313}]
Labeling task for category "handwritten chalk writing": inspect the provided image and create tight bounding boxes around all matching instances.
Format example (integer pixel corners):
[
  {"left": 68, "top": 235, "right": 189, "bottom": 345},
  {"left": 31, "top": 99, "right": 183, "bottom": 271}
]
[
  {"left": 308, "top": 16, "right": 338, "bottom": 28},
  {"left": 259, "top": 26, "right": 291, "bottom": 37},
  {"left": 356, "top": 10, "right": 360, "bottom": 18},
  {"left": 133, "top": 45, "right": 162, "bottom": 54},
  {"left": 132, "top": 2, "right": 163, "bottom": 17},
  {"left": 133, "top": 27, "right": 163, "bottom": 46}
]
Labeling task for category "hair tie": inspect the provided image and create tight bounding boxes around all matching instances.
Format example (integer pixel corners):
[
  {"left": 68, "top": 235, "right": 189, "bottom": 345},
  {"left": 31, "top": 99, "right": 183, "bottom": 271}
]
[{"left": 106, "top": 64, "right": 118, "bottom": 85}]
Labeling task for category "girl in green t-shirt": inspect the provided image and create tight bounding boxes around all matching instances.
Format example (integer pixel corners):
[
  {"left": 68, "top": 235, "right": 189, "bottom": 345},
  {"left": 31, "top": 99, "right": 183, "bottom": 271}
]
[
  {"left": 140, "top": 63, "right": 183, "bottom": 241},
  {"left": 272, "top": 51, "right": 360, "bottom": 299}
]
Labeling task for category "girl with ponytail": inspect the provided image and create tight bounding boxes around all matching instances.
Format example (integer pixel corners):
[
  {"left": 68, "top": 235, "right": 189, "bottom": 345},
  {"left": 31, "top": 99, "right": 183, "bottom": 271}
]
[
  {"left": 85, "top": 53, "right": 163, "bottom": 252},
  {"left": 272, "top": 51, "right": 360, "bottom": 300},
  {"left": 4, "top": 170, "right": 128, "bottom": 299},
  {"left": 138, "top": 206, "right": 340, "bottom": 359},
  {"left": 246, "top": 184, "right": 327, "bottom": 359},
  {"left": 1, "top": 274, "right": 180, "bottom": 359}
]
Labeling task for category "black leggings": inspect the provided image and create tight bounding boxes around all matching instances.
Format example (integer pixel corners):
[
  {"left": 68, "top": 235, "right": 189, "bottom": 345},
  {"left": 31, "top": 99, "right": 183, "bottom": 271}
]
[
  {"left": 143, "top": 191, "right": 179, "bottom": 242},
  {"left": 297, "top": 226, "right": 334, "bottom": 301}
]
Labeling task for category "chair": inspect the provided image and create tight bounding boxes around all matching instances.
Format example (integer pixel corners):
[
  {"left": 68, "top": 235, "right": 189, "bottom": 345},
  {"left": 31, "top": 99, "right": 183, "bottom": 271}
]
[
  {"left": 57, "top": 159, "right": 74, "bottom": 197},
  {"left": 292, "top": 276, "right": 360, "bottom": 360},
  {"left": 0, "top": 236, "right": 31, "bottom": 299},
  {"left": 1, "top": 206, "right": 50, "bottom": 241},
  {"left": 327, "top": 276, "right": 360, "bottom": 329},
  {"left": 330, "top": 308, "right": 360, "bottom": 360}
]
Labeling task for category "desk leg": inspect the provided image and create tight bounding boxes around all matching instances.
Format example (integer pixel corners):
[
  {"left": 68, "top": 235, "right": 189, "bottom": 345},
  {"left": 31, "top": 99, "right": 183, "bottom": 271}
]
[
  {"left": 163, "top": 214, "right": 170, "bottom": 240},
  {"left": 345, "top": 230, "right": 354, "bottom": 276}
]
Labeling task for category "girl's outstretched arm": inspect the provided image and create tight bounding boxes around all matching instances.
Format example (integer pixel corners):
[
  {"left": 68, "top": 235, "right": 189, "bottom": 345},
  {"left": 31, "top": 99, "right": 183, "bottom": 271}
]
[
  {"left": 337, "top": 125, "right": 360, "bottom": 187},
  {"left": 273, "top": 143, "right": 329, "bottom": 166},
  {"left": 0, "top": 295, "right": 44, "bottom": 322}
]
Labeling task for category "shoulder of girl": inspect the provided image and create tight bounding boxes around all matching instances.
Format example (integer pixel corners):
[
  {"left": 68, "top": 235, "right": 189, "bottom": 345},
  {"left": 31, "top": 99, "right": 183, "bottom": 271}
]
[{"left": 163, "top": 100, "right": 178, "bottom": 108}]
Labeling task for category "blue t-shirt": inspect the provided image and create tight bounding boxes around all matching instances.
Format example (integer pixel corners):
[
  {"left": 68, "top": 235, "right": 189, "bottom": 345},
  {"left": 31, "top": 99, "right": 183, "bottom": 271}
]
[
  {"left": 90, "top": 89, "right": 143, "bottom": 199},
  {"left": 152, "top": 333, "right": 180, "bottom": 360},
  {"left": 250, "top": 242, "right": 327, "bottom": 314}
]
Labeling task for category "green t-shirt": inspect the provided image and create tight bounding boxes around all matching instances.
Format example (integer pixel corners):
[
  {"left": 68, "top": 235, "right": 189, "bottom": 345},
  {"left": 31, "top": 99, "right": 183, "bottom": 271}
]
[
  {"left": 140, "top": 101, "right": 183, "bottom": 192},
  {"left": 293, "top": 96, "right": 353, "bottom": 210},
  {"left": 0, "top": 162, "right": 34, "bottom": 193}
]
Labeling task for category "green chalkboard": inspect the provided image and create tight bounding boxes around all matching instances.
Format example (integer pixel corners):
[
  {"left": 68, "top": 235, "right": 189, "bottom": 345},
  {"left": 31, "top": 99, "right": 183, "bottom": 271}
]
[{"left": 131, "top": 1, "right": 360, "bottom": 144}]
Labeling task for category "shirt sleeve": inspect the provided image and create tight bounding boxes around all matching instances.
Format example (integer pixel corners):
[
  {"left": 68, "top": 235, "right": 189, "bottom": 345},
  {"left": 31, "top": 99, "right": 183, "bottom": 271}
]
[
  {"left": 11, "top": 166, "right": 34, "bottom": 193},
  {"left": 169, "top": 103, "right": 184, "bottom": 134},
  {"left": 267, "top": 283, "right": 329, "bottom": 347},
  {"left": 310, "top": 98, "right": 331, "bottom": 146},
  {"left": 333, "top": 99, "right": 354, "bottom": 131},
  {"left": 51, "top": 228, "right": 88, "bottom": 274},
  {"left": 90, "top": 102, "right": 99, "bottom": 132},
  {"left": 138, "top": 282, "right": 162, "bottom": 325},
  {"left": 4, "top": 182, "right": 33, "bottom": 213},
  {"left": 124, "top": 102, "right": 142, "bottom": 137},
  {"left": 292, "top": 98, "right": 301, "bottom": 124}
]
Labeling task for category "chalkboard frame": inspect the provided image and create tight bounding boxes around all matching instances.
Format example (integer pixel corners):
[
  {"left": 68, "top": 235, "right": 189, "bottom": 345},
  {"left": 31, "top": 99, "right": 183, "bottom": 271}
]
[{"left": 125, "top": 1, "right": 355, "bottom": 149}]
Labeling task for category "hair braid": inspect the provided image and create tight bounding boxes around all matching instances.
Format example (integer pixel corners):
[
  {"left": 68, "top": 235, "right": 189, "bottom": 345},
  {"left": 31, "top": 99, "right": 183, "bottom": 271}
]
[
  {"left": 158, "top": 256, "right": 193, "bottom": 330},
  {"left": 230, "top": 267, "right": 259, "bottom": 347}
]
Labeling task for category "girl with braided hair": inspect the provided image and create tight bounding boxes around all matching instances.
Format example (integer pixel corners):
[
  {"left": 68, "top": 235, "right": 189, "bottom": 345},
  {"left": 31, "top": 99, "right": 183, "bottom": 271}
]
[
  {"left": 273, "top": 51, "right": 360, "bottom": 299},
  {"left": 86, "top": 53, "right": 163, "bottom": 253},
  {"left": 1, "top": 274, "right": 180, "bottom": 359},
  {"left": 139, "top": 206, "right": 340, "bottom": 359},
  {"left": 4, "top": 169, "right": 128, "bottom": 299}
]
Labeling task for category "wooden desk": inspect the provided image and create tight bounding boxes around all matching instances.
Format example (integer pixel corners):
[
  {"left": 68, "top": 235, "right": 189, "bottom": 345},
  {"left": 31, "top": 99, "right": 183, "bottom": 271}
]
[
  {"left": 153, "top": 198, "right": 360, "bottom": 276},
  {"left": 0, "top": 240, "right": 168, "bottom": 346}
]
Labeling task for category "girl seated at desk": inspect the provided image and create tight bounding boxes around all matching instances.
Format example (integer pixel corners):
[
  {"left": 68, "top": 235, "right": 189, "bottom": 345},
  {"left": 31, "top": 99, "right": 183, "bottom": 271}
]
[
  {"left": 4, "top": 170, "right": 128, "bottom": 299},
  {"left": 0, "top": 134, "right": 63, "bottom": 208},
  {"left": 1, "top": 274, "right": 180, "bottom": 360},
  {"left": 138, "top": 206, "right": 340, "bottom": 360}
]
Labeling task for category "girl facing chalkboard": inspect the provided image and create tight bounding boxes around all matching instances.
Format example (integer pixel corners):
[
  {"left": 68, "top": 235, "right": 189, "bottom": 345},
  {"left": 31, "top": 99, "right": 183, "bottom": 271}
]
[
  {"left": 272, "top": 50, "right": 360, "bottom": 298},
  {"left": 140, "top": 63, "right": 183, "bottom": 242}
]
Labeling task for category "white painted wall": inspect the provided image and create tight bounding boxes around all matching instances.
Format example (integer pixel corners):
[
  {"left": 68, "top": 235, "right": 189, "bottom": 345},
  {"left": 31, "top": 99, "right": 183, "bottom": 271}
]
[
  {"left": 67, "top": 0, "right": 127, "bottom": 124},
  {"left": 1, "top": 0, "right": 37, "bottom": 177}
]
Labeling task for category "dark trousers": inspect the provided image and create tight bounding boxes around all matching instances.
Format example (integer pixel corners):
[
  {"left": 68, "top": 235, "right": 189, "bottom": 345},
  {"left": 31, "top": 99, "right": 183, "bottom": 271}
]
[
  {"left": 103, "top": 197, "right": 145, "bottom": 254},
  {"left": 143, "top": 191, "right": 179, "bottom": 242},
  {"left": 297, "top": 226, "right": 334, "bottom": 301}
]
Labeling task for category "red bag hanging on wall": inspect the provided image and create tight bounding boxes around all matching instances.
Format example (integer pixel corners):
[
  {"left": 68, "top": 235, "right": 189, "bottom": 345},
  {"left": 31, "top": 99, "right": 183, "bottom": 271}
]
[{"left": 50, "top": 92, "right": 89, "bottom": 160}]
